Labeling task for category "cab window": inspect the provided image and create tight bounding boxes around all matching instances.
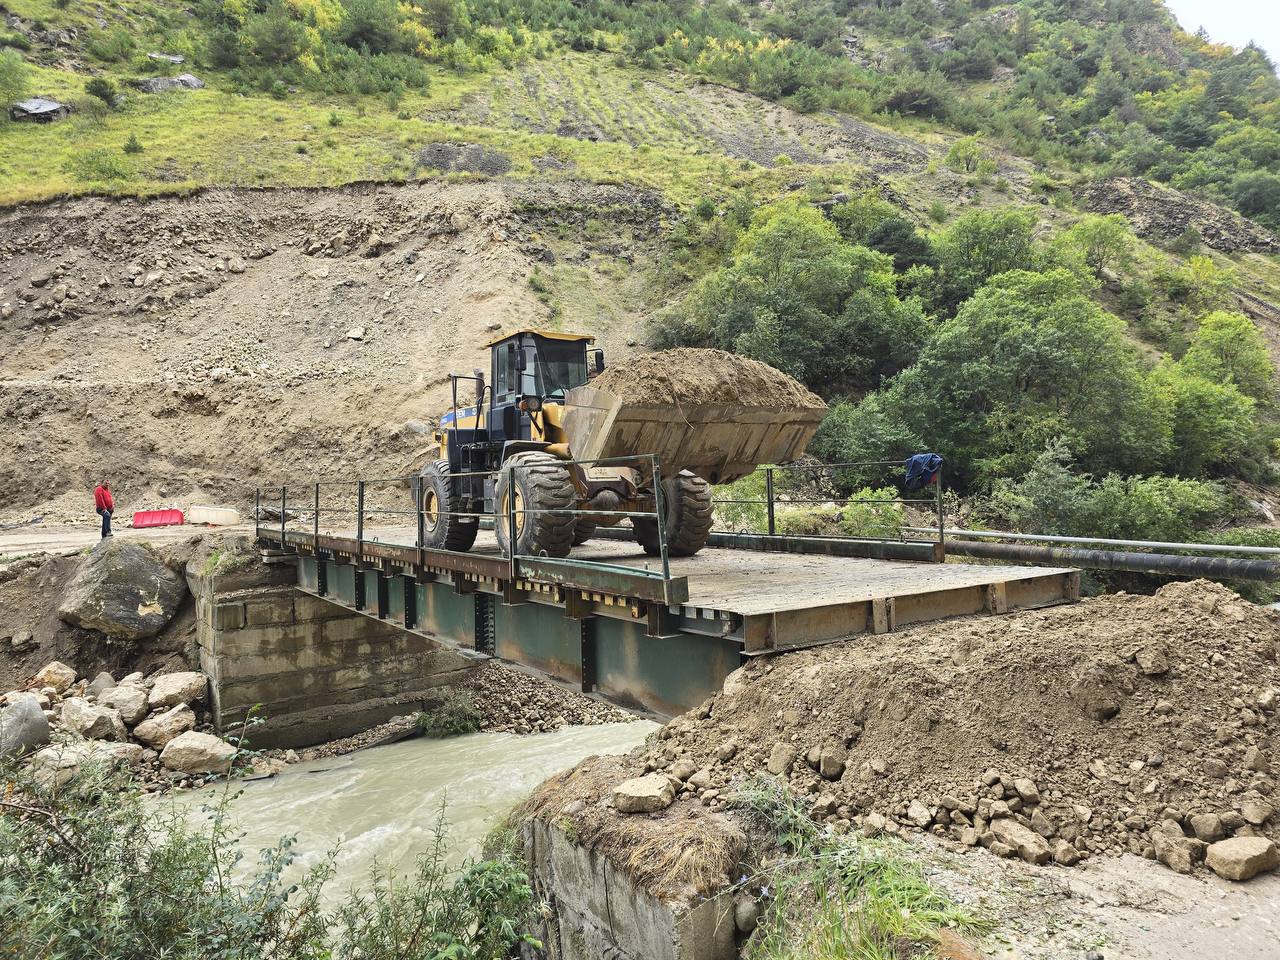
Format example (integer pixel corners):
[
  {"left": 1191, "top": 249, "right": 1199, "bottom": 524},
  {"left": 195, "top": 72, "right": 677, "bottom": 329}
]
[{"left": 494, "top": 341, "right": 518, "bottom": 399}]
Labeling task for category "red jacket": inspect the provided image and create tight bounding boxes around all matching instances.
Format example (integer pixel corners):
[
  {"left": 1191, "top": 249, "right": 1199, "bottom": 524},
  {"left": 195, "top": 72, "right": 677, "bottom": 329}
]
[{"left": 94, "top": 486, "right": 114, "bottom": 512}]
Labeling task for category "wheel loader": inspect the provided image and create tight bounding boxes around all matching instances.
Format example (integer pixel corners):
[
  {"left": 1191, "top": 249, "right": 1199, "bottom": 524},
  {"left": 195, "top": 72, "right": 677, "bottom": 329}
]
[{"left": 416, "top": 329, "right": 825, "bottom": 559}]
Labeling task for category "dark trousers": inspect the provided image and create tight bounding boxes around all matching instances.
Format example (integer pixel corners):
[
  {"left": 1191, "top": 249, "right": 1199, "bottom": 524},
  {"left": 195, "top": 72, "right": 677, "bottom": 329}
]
[{"left": 97, "top": 508, "right": 112, "bottom": 537}]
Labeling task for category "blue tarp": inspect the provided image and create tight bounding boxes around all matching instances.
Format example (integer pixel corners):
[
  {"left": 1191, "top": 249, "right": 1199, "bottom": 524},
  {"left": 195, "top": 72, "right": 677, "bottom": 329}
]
[{"left": 904, "top": 453, "right": 943, "bottom": 491}]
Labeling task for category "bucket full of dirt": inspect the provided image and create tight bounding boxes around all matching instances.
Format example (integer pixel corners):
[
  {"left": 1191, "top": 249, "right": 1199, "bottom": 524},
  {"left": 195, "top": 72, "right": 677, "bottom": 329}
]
[{"left": 562, "top": 348, "right": 827, "bottom": 483}]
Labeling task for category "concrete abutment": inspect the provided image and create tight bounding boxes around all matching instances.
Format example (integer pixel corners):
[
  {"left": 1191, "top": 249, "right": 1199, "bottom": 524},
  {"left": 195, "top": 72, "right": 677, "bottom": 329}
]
[{"left": 186, "top": 553, "right": 477, "bottom": 748}]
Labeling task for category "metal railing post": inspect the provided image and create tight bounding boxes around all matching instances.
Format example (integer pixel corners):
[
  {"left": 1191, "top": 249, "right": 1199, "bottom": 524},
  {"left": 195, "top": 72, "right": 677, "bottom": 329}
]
[
  {"left": 765, "top": 467, "right": 776, "bottom": 537},
  {"left": 651, "top": 455, "right": 670, "bottom": 581},
  {"left": 254, "top": 488, "right": 260, "bottom": 539},
  {"left": 936, "top": 463, "right": 944, "bottom": 547},
  {"left": 313, "top": 483, "right": 321, "bottom": 544},
  {"left": 415, "top": 480, "right": 425, "bottom": 550},
  {"left": 356, "top": 480, "right": 365, "bottom": 556},
  {"left": 279, "top": 486, "right": 286, "bottom": 544}
]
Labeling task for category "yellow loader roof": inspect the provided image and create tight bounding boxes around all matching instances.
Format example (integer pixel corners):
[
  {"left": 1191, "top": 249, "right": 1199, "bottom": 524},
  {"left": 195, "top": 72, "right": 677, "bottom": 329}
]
[{"left": 482, "top": 328, "right": 596, "bottom": 347}]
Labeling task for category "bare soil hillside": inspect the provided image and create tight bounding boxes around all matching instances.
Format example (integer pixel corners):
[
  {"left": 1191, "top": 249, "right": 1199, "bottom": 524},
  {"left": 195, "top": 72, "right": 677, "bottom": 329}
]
[{"left": 0, "top": 181, "right": 673, "bottom": 520}]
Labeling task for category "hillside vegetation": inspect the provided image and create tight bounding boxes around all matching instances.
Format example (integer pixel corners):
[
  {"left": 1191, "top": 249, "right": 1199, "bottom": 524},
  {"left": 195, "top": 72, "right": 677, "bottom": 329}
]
[{"left": 0, "top": 0, "right": 1278, "bottom": 558}]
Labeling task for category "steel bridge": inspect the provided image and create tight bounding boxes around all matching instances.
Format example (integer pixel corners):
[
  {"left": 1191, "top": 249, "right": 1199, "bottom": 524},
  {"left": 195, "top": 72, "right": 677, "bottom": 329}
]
[{"left": 253, "top": 460, "right": 1080, "bottom": 717}]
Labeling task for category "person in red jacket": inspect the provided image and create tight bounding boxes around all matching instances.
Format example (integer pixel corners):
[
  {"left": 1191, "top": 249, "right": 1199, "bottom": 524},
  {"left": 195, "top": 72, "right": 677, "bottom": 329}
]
[{"left": 93, "top": 480, "right": 115, "bottom": 539}]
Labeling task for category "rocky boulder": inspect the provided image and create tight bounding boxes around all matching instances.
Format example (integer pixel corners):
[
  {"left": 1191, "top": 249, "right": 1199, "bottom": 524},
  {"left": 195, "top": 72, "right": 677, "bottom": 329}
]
[
  {"left": 60, "top": 698, "right": 128, "bottom": 741},
  {"left": 32, "top": 660, "right": 77, "bottom": 693},
  {"left": 86, "top": 671, "right": 115, "bottom": 698},
  {"left": 989, "top": 817, "right": 1052, "bottom": 865},
  {"left": 1206, "top": 837, "right": 1280, "bottom": 881},
  {"left": 98, "top": 685, "right": 149, "bottom": 725},
  {"left": 160, "top": 731, "right": 236, "bottom": 774},
  {"left": 132, "top": 703, "right": 196, "bottom": 749},
  {"left": 32, "top": 740, "right": 145, "bottom": 788},
  {"left": 147, "top": 671, "right": 207, "bottom": 709},
  {"left": 613, "top": 773, "right": 676, "bottom": 813},
  {"left": 57, "top": 540, "right": 188, "bottom": 641},
  {"left": 0, "top": 694, "right": 51, "bottom": 758}
]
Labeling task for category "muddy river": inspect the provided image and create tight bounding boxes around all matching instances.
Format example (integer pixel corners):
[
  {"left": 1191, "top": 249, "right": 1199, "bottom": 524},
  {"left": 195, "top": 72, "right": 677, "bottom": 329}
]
[{"left": 181, "top": 720, "right": 656, "bottom": 890}]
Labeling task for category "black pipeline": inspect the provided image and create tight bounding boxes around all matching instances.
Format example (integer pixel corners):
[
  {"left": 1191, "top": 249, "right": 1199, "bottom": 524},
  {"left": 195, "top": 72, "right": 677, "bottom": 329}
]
[{"left": 947, "top": 539, "right": 1280, "bottom": 582}]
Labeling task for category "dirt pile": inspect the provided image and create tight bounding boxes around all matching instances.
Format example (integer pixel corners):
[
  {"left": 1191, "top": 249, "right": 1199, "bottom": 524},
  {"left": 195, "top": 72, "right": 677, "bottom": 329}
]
[
  {"left": 461, "top": 662, "right": 635, "bottom": 733},
  {"left": 589, "top": 348, "right": 825, "bottom": 408},
  {"left": 614, "top": 581, "right": 1280, "bottom": 879}
]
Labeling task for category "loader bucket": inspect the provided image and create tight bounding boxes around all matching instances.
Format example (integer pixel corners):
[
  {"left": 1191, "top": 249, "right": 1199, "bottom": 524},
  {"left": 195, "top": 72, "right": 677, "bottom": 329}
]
[{"left": 561, "top": 384, "right": 827, "bottom": 484}]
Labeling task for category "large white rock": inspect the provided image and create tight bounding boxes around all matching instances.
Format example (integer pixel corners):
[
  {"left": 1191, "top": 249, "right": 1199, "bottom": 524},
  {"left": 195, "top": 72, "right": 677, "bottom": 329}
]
[
  {"left": 60, "top": 697, "right": 128, "bottom": 742},
  {"left": 612, "top": 773, "right": 676, "bottom": 814},
  {"left": 160, "top": 731, "right": 236, "bottom": 774},
  {"left": 57, "top": 540, "right": 187, "bottom": 641},
  {"left": 147, "top": 672, "right": 208, "bottom": 710},
  {"left": 1206, "top": 837, "right": 1280, "bottom": 881},
  {"left": 32, "top": 661, "right": 77, "bottom": 694},
  {"left": 989, "top": 816, "right": 1052, "bottom": 865},
  {"left": 98, "top": 685, "right": 150, "bottom": 725},
  {"left": 132, "top": 703, "right": 196, "bottom": 749},
  {"left": 31, "top": 740, "right": 144, "bottom": 788}
]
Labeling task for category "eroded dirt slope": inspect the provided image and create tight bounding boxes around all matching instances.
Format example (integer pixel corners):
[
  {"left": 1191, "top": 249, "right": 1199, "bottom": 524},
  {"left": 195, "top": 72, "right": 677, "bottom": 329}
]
[{"left": 0, "top": 181, "right": 673, "bottom": 519}]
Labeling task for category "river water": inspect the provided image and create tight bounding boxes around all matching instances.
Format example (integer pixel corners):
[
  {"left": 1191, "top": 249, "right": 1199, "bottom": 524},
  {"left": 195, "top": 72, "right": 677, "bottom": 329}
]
[{"left": 181, "top": 720, "right": 656, "bottom": 891}]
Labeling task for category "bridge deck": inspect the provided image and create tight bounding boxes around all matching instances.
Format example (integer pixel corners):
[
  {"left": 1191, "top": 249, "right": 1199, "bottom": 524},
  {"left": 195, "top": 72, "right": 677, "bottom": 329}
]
[{"left": 341, "top": 526, "right": 1078, "bottom": 650}]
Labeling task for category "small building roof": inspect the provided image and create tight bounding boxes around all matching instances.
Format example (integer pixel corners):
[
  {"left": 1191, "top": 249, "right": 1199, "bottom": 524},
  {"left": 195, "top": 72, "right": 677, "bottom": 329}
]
[{"left": 13, "top": 97, "right": 66, "bottom": 114}]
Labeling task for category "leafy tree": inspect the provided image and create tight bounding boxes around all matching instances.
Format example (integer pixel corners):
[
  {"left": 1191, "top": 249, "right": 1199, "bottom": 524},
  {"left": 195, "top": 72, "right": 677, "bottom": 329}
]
[
  {"left": 243, "top": 3, "right": 307, "bottom": 67},
  {"left": 340, "top": 0, "right": 402, "bottom": 53},
  {"left": 688, "top": 200, "right": 928, "bottom": 394},
  {"left": 934, "top": 208, "right": 1039, "bottom": 309},
  {"left": 877, "top": 269, "right": 1164, "bottom": 486},
  {"left": 1181, "top": 311, "right": 1274, "bottom": 402},
  {"left": 0, "top": 49, "right": 29, "bottom": 110},
  {"left": 829, "top": 191, "right": 897, "bottom": 244},
  {"left": 944, "top": 135, "right": 987, "bottom": 174},
  {"left": 1052, "top": 214, "right": 1135, "bottom": 277},
  {"left": 865, "top": 216, "right": 936, "bottom": 272},
  {"left": 1231, "top": 172, "right": 1280, "bottom": 228},
  {"left": 1148, "top": 361, "right": 1256, "bottom": 475}
]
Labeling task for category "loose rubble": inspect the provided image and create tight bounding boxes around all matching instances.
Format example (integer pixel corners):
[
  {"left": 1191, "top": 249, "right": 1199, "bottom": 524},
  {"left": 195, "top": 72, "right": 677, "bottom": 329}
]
[
  {"left": 0, "top": 660, "right": 243, "bottom": 791},
  {"left": 603, "top": 581, "right": 1280, "bottom": 883}
]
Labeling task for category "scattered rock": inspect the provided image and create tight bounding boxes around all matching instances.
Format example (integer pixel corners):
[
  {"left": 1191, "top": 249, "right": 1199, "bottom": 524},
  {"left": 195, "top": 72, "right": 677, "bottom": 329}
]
[
  {"left": 1189, "top": 813, "right": 1226, "bottom": 843},
  {"left": 98, "top": 685, "right": 149, "bottom": 725},
  {"left": 1205, "top": 837, "right": 1280, "bottom": 881},
  {"left": 147, "top": 671, "right": 207, "bottom": 709},
  {"left": 1152, "top": 831, "right": 1207, "bottom": 874},
  {"left": 132, "top": 703, "right": 196, "bottom": 749},
  {"left": 733, "top": 895, "right": 760, "bottom": 933},
  {"left": 906, "top": 799, "right": 933, "bottom": 827},
  {"left": 60, "top": 698, "right": 128, "bottom": 741},
  {"left": 32, "top": 661, "right": 77, "bottom": 693},
  {"left": 0, "top": 694, "right": 51, "bottom": 758},
  {"left": 160, "top": 731, "right": 236, "bottom": 774},
  {"left": 86, "top": 671, "right": 115, "bottom": 698},
  {"left": 613, "top": 773, "right": 676, "bottom": 814},
  {"left": 767, "top": 742, "right": 797, "bottom": 775},
  {"left": 989, "top": 817, "right": 1052, "bottom": 865}
]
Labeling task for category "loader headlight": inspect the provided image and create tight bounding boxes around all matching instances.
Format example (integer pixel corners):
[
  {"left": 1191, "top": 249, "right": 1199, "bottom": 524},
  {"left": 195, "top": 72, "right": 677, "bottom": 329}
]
[{"left": 520, "top": 395, "right": 543, "bottom": 412}]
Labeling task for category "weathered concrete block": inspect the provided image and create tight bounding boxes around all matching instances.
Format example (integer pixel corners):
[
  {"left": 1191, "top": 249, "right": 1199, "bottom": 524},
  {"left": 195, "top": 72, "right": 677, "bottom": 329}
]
[
  {"left": 530, "top": 819, "right": 734, "bottom": 960},
  {"left": 212, "top": 601, "right": 245, "bottom": 631},
  {"left": 244, "top": 592, "right": 295, "bottom": 627}
]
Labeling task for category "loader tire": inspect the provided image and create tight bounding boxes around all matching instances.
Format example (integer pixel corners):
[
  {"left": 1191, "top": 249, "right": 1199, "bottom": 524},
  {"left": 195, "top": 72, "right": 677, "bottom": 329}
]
[
  {"left": 572, "top": 518, "right": 597, "bottom": 546},
  {"left": 495, "top": 451, "right": 577, "bottom": 559},
  {"left": 418, "top": 459, "right": 478, "bottom": 552},
  {"left": 632, "top": 471, "right": 714, "bottom": 558}
]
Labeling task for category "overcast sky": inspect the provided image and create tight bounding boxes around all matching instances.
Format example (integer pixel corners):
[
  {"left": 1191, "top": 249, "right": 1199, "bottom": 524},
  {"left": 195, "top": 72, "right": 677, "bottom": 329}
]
[{"left": 1163, "top": 0, "right": 1279, "bottom": 63}]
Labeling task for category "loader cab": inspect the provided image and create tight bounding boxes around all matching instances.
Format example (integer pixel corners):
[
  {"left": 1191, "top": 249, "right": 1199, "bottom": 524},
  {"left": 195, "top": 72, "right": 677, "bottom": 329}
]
[{"left": 486, "top": 330, "right": 601, "bottom": 441}]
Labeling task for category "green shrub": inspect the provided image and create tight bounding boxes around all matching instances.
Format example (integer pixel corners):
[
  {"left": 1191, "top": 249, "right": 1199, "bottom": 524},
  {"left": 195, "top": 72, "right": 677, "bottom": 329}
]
[
  {"left": 123, "top": 132, "right": 144, "bottom": 154},
  {"left": 776, "top": 488, "right": 905, "bottom": 539},
  {"left": 63, "top": 149, "right": 135, "bottom": 183},
  {"left": 0, "top": 757, "right": 538, "bottom": 959},
  {"left": 85, "top": 77, "right": 118, "bottom": 106},
  {"left": 416, "top": 691, "right": 482, "bottom": 737},
  {"left": 86, "top": 27, "right": 135, "bottom": 63}
]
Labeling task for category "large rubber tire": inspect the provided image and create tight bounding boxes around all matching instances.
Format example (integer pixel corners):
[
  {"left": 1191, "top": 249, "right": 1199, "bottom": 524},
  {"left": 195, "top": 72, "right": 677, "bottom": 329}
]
[
  {"left": 494, "top": 451, "right": 577, "bottom": 558},
  {"left": 572, "top": 518, "right": 597, "bottom": 546},
  {"left": 419, "top": 459, "right": 478, "bottom": 552},
  {"left": 632, "top": 471, "right": 714, "bottom": 558}
]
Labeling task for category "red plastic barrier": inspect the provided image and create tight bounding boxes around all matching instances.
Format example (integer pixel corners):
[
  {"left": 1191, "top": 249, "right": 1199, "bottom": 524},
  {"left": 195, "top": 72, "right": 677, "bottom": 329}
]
[{"left": 131, "top": 509, "right": 185, "bottom": 529}]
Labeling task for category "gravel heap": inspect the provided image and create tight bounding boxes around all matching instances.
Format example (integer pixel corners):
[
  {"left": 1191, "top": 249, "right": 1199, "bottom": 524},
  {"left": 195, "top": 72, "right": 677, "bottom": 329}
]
[
  {"left": 588, "top": 348, "right": 825, "bottom": 408},
  {"left": 625, "top": 581, "right": 1280, "bottom": 880},
  {"left": 461, "top": 662, "right": 636, "bottom": 733}
]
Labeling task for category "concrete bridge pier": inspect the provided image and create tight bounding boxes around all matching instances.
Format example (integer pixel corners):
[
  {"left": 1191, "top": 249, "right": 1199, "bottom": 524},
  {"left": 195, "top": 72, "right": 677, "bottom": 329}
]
[{"left": 186, "top": 547, "right": 478, "bottom": 749}]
